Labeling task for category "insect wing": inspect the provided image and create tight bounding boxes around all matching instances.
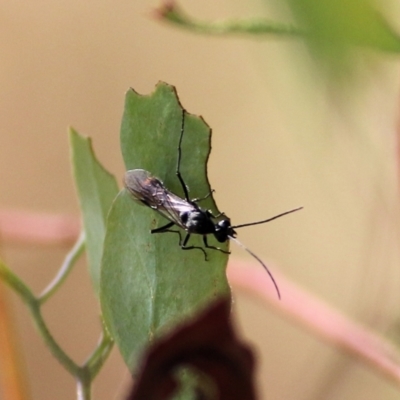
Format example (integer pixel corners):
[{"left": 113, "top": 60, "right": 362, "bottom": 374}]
[
  {"left": 124, "top": 169, "right": 194, "bottom": 230},
  {"left": 124, "top": 169, "right": 164, "bottom": 207}
]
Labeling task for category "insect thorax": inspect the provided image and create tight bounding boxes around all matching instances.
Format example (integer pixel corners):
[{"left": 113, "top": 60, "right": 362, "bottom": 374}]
[{"left": 180, "top": 208, "right": 216, "bottom": 235}]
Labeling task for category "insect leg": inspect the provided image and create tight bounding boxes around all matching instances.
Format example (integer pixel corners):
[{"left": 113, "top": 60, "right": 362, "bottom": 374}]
[
  {"left": 151, "top": 223, "right": 185, "bottom": 250},
  {"left": 191, "top": 189, "right": 215, "bottom": 203},
  {"left": 207, "top": 210, "right": 226, "bottom": 219},
  {"left": 151, "top": 221, "right": 175, "bottom": 233},
  {"left": 180, "top": 233, "right": 208, "bottom": 261},
  {"left": 152, "top": 223, "right": 208, "bottom": 260},
  {"left": 203, "top": 236, "right": 230, "bottom": 255},
  {"left": 176, "top": 109, "right": 191, "bottom": 202}
]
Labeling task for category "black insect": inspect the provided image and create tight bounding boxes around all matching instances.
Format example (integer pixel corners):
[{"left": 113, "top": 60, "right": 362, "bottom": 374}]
[{"left": 124, "top": 110, "right": 302, "bottom": 299}]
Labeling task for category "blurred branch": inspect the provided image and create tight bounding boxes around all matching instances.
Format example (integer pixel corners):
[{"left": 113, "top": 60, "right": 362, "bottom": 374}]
[
  {"left": 228, "top": 263, "right": 400, "bottom": 389},
  {"left": 154, "top": 1, "right": 301, "bottom": 37},
  {"left": 154, "top": 0, "right": 400, "bottom": 87},
  {"left": 0, "top": 281, "right": 30, "bottom": 400},
  {"left": 0, "top": 209, "right": 79, "bottom": 246}
]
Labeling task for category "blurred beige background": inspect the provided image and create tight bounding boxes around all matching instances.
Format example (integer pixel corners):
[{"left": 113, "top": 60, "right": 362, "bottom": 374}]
[{"left": 1, "top": 0, "right": 400, "bottom": 399}]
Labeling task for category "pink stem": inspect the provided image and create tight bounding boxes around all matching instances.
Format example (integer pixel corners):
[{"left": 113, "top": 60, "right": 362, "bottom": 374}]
[
  {"left": 0, "top": 210, "right": 80, "bottom": 245},
  {"left": 228, "top": 262, "right": 400, "bottom": 388}
]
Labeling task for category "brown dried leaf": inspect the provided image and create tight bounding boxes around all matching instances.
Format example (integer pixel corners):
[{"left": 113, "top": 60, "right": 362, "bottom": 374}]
[{"left": 127, "top": 297, "right": 257, "bottom": 400}]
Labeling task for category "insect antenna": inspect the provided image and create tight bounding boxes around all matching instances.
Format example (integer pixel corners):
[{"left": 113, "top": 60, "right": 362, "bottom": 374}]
[
  {"left": 231, "top": 206, "right": 303, "bottom": 229},
  {"left": 176, "top": 109, "right": 191, "bottom": 201},
  {"left": 228, "top": 235, "right": 281, "bottom": 299}
]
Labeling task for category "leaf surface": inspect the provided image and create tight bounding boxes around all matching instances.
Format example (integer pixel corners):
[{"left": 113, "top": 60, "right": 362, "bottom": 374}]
[
  {"left": 100, "top": 82, "right": 230, "bottom": 369},
  {"left": 70, "top": 129, "right": 119, "bottom": 294}
]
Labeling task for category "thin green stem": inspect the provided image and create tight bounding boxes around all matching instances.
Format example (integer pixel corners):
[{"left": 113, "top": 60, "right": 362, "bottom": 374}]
[
  {"left": 0, "top": 260, "right": 81, "bottom": 375},
  {"left": 76, "top": 368, "right": 92, "bottom": 400},
  {"left": 39, "top": 231, "right": 86, "bottom": 304},
  {"left": 155, "top": 2, "right": 303, "bottom": 37},
  {"left": 84, "top": 325, "right": 114, "bottom": 379},
  {"left": 0, "top": 260, "right": 36, "bottom": 306},
  {"left": 28, "top": 301, "right": 81, "bottom": 376},
  {"left": 0, "top": 255, "right": 114, "bottom": 400}
]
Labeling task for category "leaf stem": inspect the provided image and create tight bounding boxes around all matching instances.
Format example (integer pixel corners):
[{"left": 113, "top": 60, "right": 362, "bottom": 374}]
[
  {"left": 38, "top": 231, "right": 86, "bottom": 304},
  {"left": 84, "top": 325, "right": 114, "bottom": 378},
  {"left": 76, "top": 368, "right": 92, "bottom": 400},
  {"left": 28, "top": 300, "right": 81, "bottom": 376},
  {"left": 0, "top": 260, "right": 36, "bottom": 306},
  {"left": 0, "top": 252, "right": 113, "bottom": 399},
  {"left": 155, "top": 2, "right": 303, "bottom": 37},
  {"left": 0, "top": 260, "right": 80, "bottom": 375}
]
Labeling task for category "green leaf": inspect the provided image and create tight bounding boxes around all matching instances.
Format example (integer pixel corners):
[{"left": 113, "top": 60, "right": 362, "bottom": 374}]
[
  {"left": 285, "top": 0, "right": 400, "bottom": 52},
  {"left": 283, "top": 0, "right": 400, "bottom": 81},
  {"left": 70, "top": 129, "right": 119, "bottom": 294},
  {"left": 100, "top": 82, "right": 230, "bottom": 370}
]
